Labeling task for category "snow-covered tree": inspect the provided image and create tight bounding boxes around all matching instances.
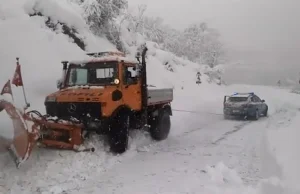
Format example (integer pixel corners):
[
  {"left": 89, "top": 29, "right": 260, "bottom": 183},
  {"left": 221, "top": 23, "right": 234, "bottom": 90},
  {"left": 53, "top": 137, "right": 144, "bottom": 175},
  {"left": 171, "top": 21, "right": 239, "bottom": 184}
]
[
  {"left": 182, "top": 22, "right": 224, "bottom": 67},
  {"left": 80, "top": 0, "right": 128, "bottom": 51},
  {"left": 80, "top": 2, "right": 225, "bottom": 67},
  {"left": 126, "top": 4, "right": 147, "bottom": 34}
]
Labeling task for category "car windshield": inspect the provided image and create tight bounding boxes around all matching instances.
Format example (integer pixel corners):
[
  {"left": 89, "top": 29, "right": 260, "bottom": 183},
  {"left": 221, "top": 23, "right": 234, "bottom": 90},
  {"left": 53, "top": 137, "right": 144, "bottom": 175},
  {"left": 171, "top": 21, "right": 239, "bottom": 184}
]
[
  {"left": 228, "top": 97, "right": 248, "bottom": 102},
  {"left": 67, "top": 62, "right": 118, "bottom": 86}
]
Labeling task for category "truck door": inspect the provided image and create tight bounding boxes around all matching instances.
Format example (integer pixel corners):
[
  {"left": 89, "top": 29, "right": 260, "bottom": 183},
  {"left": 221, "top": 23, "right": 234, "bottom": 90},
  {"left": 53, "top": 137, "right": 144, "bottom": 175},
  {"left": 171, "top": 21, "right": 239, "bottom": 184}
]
[{"left": 122, "top": 64, "right": 142, "bottom": 111}]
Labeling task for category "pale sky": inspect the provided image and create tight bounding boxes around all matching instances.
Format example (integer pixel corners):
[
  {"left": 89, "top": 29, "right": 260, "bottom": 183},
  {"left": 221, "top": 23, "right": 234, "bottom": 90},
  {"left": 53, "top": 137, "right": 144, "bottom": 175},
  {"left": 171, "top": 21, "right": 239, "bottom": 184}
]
[{"left": 128, "top": 0, "right": 300, "bottom": 85}]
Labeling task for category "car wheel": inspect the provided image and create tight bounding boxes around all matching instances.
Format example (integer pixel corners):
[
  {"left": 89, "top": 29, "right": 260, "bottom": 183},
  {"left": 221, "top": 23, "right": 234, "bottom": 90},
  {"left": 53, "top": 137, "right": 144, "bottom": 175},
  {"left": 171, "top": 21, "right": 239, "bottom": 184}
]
[
  {"left": 224, "top": 114, "right": 230, "bottom": 120},
  {"left": 254, "top": 109, "right": 259, "bottom": 120},
  {"left": 263, "top": 106, "right": 268, "bottom": 117}
]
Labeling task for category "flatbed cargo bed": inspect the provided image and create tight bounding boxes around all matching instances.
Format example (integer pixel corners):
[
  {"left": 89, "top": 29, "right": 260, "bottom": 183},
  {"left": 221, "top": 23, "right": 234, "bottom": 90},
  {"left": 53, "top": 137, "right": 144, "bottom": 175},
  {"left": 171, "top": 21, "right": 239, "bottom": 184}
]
[{"left": 147, "top": 88, "right": 173, "bottom": 106}]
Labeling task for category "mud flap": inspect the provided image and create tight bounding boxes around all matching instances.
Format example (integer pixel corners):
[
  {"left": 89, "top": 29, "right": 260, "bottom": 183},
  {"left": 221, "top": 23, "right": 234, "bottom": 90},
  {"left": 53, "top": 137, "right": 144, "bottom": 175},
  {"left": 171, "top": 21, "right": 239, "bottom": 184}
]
[{"left": 0, "top": 100, "right": 38, "bottom": 168}]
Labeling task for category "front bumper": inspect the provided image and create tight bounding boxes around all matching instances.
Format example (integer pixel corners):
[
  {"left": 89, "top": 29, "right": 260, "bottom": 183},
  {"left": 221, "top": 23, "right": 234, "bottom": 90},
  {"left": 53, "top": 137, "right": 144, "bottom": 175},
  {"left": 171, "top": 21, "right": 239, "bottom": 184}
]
[{"left": 45, "top": 102, "right": 102, "bottom": 120}]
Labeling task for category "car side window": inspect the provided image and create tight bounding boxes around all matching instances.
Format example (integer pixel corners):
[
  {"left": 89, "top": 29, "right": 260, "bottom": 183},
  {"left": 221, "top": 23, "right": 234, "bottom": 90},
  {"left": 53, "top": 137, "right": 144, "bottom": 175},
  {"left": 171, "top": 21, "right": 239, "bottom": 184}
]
[
  {"left": 251, "top": 96, "right": 257, "bottom": 102},
  {"left": 252, "top": 96, "right": 261, "bottom": 102},
  {"left": 255, "top": 95, "right": 261, "bottom": 102}
]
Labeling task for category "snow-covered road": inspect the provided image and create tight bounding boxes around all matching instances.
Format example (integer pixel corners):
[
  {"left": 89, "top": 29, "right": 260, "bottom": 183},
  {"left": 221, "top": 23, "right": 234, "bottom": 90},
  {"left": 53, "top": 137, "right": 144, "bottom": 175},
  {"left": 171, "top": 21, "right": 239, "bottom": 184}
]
[
  {"left": 2, "top": 84, "right": 299, "bottom": 194},
  {"left": 70, "top": 114, "right": 265, "bottom": 194}
]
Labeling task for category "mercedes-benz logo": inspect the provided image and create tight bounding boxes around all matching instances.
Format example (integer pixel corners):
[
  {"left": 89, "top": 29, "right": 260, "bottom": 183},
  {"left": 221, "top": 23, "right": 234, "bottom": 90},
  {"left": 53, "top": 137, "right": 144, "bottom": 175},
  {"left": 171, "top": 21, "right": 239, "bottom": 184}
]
[{"left": 67, "top": 103, "right": 76, "bottom": 113}]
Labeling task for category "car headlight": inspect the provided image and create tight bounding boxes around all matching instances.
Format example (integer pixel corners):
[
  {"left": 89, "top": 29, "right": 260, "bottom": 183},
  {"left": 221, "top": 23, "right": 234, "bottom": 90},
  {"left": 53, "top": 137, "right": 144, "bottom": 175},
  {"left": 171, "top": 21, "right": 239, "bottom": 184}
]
[{"left": 46, "top": 96, "right": 56, "bottom": 102}]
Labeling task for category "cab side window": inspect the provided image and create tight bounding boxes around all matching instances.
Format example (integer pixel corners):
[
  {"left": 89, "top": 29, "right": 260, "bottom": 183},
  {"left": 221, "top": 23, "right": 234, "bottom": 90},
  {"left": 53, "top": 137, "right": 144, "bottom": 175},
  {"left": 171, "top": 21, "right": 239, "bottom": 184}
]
[{"left": 124, "top": 66, "right": 138, "bottom": 85}]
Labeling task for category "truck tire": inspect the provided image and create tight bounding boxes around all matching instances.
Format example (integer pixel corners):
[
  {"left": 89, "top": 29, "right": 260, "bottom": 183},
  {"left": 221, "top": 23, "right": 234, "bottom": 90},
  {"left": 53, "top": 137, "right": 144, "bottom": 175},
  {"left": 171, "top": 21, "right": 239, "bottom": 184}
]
[
  {"left": 109, "top": 112, "right": 130, "bottom": 154},
  {"left": 149, "top": 109, "right": 171, "bottom": 141}
]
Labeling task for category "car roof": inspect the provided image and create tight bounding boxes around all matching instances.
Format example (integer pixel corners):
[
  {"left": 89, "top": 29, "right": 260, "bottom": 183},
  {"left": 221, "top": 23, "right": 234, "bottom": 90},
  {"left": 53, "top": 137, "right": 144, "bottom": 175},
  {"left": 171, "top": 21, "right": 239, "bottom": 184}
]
[{"left": 230, "top": 92, "right": 254, "bottom": 97}]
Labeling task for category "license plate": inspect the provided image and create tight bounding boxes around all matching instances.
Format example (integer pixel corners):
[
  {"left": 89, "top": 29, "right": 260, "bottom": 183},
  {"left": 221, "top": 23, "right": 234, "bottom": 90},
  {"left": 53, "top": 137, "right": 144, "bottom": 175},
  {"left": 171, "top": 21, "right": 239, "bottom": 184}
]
[{"left": 232, "top": 110, "right": 239, "bottom": 113}]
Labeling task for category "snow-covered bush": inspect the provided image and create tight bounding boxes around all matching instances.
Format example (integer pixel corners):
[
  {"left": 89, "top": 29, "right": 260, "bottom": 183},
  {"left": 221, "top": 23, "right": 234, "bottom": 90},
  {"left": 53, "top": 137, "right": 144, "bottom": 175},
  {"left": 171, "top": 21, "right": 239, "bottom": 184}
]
[
  {"left": 25, "top": 0, "right": 87, "bottom": 50},
  {"left": 202, "top": 64, "right": 225, "bottom": 85},
  {"left": 181, "top": 22, "right": 225, "bottom": 67}
]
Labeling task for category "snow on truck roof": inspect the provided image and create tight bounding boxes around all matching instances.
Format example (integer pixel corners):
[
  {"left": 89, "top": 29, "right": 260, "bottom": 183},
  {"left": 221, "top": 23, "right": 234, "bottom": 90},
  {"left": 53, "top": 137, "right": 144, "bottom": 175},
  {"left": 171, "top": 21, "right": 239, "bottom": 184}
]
[
  {"left": 68, "top": 51, "right": 138, "bottom": 65},
  {"left": 230, "top": 92, "right": 254, "bottom": 97}
]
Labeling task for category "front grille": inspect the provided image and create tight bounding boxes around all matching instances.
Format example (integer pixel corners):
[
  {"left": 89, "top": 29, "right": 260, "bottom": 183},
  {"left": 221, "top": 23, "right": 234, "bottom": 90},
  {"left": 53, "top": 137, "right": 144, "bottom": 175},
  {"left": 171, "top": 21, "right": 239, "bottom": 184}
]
[{"left": 45, "top": 102, "right": 101, "bottom": 120}]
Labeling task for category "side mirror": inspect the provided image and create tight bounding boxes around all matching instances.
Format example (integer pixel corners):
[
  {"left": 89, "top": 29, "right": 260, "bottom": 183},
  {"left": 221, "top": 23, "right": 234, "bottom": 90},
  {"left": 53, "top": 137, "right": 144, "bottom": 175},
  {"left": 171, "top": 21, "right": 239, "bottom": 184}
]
[
  {"left": 56, "top": 79, "right": 62, "bottom": 89},
  {"left": 261, "top": 99, "right": 265, "bottom": 102}
]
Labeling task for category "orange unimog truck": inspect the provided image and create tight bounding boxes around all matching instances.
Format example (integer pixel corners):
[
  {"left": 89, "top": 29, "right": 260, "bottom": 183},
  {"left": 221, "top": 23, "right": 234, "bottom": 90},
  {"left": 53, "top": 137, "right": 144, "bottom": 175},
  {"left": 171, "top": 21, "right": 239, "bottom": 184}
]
[{"left": 44, "top": 47, "right": 173, "bottom": 153}]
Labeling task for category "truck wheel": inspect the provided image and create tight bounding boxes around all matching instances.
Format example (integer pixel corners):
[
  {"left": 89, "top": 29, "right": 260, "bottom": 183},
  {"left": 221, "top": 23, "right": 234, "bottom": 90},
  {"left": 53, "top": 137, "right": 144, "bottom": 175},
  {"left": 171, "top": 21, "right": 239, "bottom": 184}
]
[
  {"left": 149, "top": 109, "right": 171, "bottom": 141},
  {"left": 109, "top": 113, "right": 129, "bottom": 154}
]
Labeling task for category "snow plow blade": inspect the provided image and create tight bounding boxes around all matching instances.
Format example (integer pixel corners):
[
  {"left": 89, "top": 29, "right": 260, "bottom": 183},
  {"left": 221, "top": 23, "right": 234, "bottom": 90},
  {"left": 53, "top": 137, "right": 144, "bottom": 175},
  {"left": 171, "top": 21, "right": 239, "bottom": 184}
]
[
  {"left": 0, "top": 99, "right": 94, "bottom": 168},
  {"left": 0, "top": 100, "right": 38, "bottom": 168}
]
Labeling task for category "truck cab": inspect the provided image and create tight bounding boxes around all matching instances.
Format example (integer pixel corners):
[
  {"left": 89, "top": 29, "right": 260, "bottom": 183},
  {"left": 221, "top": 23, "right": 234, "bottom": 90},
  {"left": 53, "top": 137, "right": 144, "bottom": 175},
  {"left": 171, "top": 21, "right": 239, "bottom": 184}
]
[
  {"left": 45, "top": 49, "right": 173, "bottom": 153},
  {"left": 47, "top": 52, "right": 141, "bottom": 116}
]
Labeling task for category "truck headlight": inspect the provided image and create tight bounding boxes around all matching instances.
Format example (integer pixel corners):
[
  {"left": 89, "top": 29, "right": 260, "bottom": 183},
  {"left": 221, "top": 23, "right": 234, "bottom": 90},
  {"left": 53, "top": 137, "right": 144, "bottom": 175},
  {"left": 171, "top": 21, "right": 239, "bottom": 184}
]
[
  {"left": 114, "top": 78, "right": 120, "bottom": 84},
  {"left": 46, "top": 96, "right": 56, "bottom": 102}
]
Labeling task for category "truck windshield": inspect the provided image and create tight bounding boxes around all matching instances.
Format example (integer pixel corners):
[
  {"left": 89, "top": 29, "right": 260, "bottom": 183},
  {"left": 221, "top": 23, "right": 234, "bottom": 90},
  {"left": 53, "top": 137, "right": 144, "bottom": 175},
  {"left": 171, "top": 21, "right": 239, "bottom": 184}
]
[
  {"left": 66, "top": 62, "right": 118, "bottom": 86},
  {"left": 228, "top": 97, "right": 248, "bottom": 102}
]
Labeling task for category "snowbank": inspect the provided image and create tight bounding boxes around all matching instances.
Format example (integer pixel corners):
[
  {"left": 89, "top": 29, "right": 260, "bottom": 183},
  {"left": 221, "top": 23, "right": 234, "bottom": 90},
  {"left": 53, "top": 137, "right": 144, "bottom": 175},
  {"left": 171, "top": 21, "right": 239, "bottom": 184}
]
[
  {"left": 203, "top": 162, "right": 258, "bottom": 194},
  {"left": 0, "top": 94, "right": 15, "bottom": 140},
  {"left": 263, "top": 111, "right": 300, "bottom": 194},
  {"left": 0, "top": 108, "right": 14, "bottom": 140},
  {"left": 0, "top": 0, "right": 117, "bottom": 111}
]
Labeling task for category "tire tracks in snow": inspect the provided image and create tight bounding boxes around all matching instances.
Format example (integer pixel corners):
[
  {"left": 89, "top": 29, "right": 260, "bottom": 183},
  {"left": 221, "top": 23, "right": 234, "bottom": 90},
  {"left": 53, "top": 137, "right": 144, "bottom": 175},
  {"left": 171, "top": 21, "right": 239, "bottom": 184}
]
[
  {"left": 136, "top": 117, "right": 254, "bottom": 154},
  {"left": 210, "top": 117, "right": 268, "bottom": 145},
  {"left": 211, "top": 120, "right": 252, "bottom": 145}
]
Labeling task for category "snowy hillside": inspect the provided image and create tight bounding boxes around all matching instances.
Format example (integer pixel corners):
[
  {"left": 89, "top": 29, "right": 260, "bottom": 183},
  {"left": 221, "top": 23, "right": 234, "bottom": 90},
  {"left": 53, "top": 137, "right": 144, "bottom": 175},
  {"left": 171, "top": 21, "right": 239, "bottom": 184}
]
[
  {"left": 0, "top": 0, "right": 220, "bottom": 110},
  {"left": 0, "top": 1, "right": 300, "bottom": 194}
]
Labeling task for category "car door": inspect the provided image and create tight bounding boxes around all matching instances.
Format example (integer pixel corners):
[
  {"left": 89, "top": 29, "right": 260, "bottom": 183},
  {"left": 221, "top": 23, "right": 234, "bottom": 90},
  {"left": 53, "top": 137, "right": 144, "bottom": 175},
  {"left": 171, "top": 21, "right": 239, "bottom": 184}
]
[
  {"left": 257, "top": 96, "right": 267, "bottom": 113},
  {"left": 253, "top": 95, "right": 263, "bottom": 114}
]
